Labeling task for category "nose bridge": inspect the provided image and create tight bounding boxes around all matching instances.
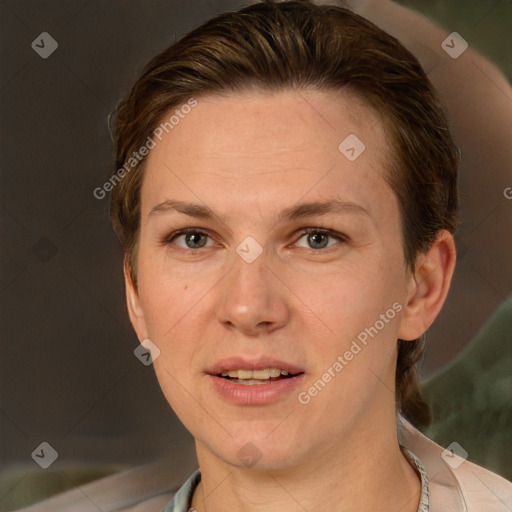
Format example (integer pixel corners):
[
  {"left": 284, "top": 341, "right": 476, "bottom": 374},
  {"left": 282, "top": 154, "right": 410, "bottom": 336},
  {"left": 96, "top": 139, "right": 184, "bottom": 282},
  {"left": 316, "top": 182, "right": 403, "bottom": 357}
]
[{"left": 216, "top": 246, "right": 289, "bottom": 334}]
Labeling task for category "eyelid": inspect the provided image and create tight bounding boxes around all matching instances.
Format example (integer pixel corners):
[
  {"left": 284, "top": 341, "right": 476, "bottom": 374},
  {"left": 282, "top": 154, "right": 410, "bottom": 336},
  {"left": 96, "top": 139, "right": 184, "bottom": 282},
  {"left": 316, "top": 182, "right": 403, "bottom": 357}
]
[
  {"left": 161, "top": 228, "right": 216, "bottom": 248},
  {"left": 161, "top": 226, "right": 349, "bottom": 250},
  {"left": 293, "top": 227, "right": 348, "bottom": 249}
]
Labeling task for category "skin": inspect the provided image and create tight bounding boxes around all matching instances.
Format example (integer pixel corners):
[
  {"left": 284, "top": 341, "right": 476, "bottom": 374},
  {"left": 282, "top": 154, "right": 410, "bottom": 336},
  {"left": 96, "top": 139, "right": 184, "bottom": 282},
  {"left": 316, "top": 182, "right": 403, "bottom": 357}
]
[{"left": 125, "top": 89, "right": 456, "bottom": 511}]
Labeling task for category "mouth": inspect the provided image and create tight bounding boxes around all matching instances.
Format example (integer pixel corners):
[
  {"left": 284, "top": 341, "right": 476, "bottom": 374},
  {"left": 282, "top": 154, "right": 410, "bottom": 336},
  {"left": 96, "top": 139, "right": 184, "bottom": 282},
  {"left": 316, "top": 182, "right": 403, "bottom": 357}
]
[
  {"left": 218, "top": 368, "right": 300, "bottom": 385},
  {"left": 208, "top": 358, "right": 305, "bottom": 405}
]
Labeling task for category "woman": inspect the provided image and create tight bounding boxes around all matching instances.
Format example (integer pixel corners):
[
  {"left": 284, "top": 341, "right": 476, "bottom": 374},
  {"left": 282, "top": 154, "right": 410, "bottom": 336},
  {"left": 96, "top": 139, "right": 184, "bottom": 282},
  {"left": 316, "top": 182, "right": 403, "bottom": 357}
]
[
  {"left": 21, "top": 1, "right": 512, "bottom": 510},
  {"left": 109, "top": 1, "right": 512, "bottom": 510}
]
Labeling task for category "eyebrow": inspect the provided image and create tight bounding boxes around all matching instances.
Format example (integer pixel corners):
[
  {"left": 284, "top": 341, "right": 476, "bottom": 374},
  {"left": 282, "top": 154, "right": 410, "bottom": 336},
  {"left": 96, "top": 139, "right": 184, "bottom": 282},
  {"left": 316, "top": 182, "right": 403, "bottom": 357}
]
[{"left": 148, "top": 199, "right": 370, "bottom": 222}]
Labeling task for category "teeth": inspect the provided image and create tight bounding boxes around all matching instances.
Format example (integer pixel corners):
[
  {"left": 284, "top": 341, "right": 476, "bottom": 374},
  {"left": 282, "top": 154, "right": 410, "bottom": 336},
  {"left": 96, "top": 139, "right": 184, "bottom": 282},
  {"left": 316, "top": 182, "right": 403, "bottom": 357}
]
[
  {"left": 219, "top": 368, "right": 292, "bottom": 380},
  {"left": 233, "top": 379, "right": 271, "bottom": 385},
  {"left": 253, "top": 369, "right": 270, "bottom": 379}
]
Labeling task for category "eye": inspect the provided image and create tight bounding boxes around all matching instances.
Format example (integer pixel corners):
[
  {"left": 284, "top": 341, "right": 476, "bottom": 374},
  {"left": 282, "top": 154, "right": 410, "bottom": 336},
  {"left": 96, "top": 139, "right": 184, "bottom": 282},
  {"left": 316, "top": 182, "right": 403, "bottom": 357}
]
[
  {"left": 295, "top": 229, "right": 345, "bottom": 250},
  {"left": 163, "top": 228, "right": 346, "bottom": 252},
  {"left": 166, "top": 229, "right": 215, "bottom": 249}
]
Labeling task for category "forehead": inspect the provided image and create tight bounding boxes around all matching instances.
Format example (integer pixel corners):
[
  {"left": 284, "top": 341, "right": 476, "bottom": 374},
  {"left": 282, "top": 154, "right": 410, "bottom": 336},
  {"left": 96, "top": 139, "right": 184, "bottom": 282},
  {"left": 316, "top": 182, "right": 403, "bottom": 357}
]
[{"left": 140, "top": 89, "right": 394, "bottom": 225}]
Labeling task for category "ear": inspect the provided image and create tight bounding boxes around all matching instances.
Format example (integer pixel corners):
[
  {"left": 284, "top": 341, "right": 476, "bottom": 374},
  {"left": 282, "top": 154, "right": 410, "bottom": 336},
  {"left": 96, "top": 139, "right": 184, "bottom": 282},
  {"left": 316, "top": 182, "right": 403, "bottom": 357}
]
[
  {"left": 124, "top": 258, "right": 148, "bottom": 342},
  {"left": 398, "top": 230, "right": 457, "bottom": 341}
]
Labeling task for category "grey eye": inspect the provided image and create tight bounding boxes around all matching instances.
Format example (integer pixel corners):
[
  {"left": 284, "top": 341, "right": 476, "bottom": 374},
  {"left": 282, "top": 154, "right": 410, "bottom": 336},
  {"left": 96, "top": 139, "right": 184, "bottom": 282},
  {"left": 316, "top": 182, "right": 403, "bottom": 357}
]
[
  {"left": 185, "top": 232, "right": 208, "bottom": 248},
  {"left": 296, "top": 230, "right": 339, "bottom": 250},
  {"left": 173, "top": 231, "right": 212, "bottom": 249},
  {"left": 307, "top": 232, "right": 330, "bottom": 249}
]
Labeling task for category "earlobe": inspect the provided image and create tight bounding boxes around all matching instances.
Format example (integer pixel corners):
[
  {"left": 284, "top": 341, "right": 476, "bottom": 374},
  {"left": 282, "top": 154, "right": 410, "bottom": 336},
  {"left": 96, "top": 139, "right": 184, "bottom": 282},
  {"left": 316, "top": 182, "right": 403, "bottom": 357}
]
[
  {"left": 398, "top": 230, "right": 457, "bottom": 341},
  {"left": 123, "top": 258, "right": 148, "bottom": 342}
]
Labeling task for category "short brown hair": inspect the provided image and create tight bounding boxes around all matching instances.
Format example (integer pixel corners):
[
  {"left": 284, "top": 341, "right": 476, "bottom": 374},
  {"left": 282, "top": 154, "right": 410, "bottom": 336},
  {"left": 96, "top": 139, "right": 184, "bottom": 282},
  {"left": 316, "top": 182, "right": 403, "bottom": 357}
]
[{"left": 109, "top": 0, "right": 459, "bottom": 426}]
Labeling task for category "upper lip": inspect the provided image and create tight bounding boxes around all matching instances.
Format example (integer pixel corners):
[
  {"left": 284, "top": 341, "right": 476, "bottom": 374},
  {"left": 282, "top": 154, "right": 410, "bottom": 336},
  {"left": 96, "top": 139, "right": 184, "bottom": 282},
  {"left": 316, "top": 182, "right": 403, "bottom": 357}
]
[{"left": 208, "top": 357, "right": 304, "bottom": 376}]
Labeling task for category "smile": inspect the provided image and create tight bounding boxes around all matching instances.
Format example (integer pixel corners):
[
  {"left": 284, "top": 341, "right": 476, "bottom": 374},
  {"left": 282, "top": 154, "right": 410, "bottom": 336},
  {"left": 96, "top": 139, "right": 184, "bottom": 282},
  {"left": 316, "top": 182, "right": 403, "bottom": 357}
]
[{"left": 219, "top": 368, "right": 294, "bottom": 385}]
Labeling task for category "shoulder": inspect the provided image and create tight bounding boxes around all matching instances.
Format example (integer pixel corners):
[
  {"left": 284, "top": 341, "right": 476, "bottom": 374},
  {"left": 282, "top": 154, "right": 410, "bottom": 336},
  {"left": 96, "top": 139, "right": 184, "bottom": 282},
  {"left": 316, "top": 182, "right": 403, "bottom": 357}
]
[
  {"left": 15, "top": 457, "right": 195, "bottom": 512},
  {"left": 399, "top": 417, "right": 512, "bottom": 511},
  {"left": 457, "top": 459, "right": 512, "bottom": 511}
]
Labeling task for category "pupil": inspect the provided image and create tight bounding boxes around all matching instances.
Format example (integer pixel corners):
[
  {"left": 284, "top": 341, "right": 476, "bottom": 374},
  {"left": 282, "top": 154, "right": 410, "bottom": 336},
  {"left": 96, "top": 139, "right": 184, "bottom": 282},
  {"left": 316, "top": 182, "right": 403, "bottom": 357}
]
[
  {"left": 186, "top": 232, "right": 207, "bottom": 249},
  {"left": 309, "top": 232, "right": 328, "bottom": 249}
]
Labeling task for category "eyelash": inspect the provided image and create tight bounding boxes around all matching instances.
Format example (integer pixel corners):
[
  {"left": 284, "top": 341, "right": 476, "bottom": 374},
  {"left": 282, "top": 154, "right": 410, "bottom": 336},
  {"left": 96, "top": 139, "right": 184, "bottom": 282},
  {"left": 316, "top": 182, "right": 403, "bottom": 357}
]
[{"left": 161, "top": 227, "right": 348, "bottom": 251}]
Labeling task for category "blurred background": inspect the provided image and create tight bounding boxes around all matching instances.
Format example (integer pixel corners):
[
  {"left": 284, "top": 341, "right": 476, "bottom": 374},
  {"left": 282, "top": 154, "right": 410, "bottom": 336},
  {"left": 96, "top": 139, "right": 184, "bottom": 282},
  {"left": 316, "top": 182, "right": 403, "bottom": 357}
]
[{"left": 1, "top": 0, "right": 511, "bottom": 509}]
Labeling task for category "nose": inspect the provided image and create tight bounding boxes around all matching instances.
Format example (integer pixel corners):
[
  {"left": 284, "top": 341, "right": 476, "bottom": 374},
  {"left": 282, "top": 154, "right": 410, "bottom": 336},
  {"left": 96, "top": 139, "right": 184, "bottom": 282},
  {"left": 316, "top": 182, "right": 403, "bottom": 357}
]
[{"left": 215, "top": 249, "right": 290, "bottom": 336}]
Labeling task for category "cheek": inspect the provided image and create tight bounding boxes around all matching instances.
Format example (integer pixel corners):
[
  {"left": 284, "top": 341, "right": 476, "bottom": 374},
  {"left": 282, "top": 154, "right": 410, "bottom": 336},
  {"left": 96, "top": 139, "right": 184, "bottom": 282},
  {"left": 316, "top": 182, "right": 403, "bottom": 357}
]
[
  {"left": 137, "top": 269, "right": 209, "bottom": 415},
  {"left": 286, "top": 253, "right": 404, "bottom": 338},
  {"left": 136, "top": 245, "right": 211, "bottom": 334},
  {"left": 135, "top": 272, "right": 198, "bottom": 376}
]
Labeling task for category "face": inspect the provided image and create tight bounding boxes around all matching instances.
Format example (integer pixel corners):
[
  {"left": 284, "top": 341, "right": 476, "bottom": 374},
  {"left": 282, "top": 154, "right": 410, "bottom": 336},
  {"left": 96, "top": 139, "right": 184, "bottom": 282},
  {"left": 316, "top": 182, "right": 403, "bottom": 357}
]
[{"left": 126, "top": 89, "right": 417, "bottom": 470}]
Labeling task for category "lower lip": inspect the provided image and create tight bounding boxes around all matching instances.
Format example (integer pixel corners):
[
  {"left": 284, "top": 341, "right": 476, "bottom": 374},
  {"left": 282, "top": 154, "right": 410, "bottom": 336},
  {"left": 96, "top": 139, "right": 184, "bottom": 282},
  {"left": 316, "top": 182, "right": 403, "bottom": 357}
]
[{"left": 208, "top": 374, "right": 305, "bottom": 405}]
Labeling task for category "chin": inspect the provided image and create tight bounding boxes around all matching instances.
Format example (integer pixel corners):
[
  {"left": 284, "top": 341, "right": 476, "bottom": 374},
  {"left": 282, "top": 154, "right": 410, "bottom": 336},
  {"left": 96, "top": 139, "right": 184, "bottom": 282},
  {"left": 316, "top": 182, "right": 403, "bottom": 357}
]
[{"left": 197, "top": 427, "right": 306, "bottom": 471}]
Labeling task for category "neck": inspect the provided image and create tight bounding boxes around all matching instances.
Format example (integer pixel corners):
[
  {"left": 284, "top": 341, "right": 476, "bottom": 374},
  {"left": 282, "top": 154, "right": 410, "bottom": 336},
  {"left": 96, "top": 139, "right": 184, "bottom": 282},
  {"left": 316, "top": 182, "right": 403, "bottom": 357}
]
[{"left": 191, "top": 413, "right": 421, "bottom": 512}]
